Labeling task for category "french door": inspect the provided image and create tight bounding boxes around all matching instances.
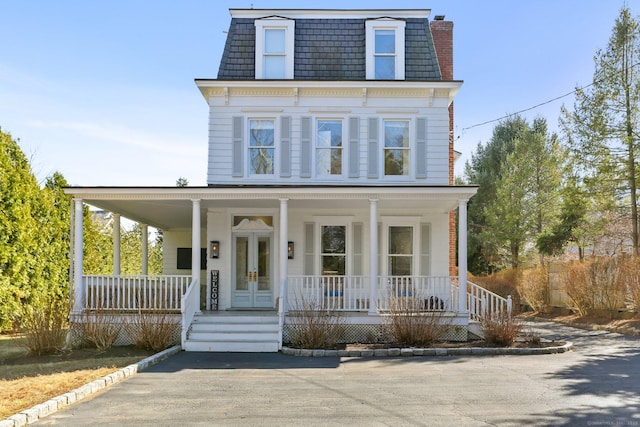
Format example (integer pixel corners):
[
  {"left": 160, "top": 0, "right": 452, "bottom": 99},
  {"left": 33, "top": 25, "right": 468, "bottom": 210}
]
[{"left": 232, "top": 232, "right": 273, "bottom": 308}]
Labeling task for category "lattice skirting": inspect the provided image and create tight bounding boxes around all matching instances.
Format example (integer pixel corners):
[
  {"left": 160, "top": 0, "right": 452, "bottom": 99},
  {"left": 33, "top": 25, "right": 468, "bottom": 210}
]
[
  {"left": 68, "top": 313, "right": 181, "bottom": 347},
  {"left": 283, "top": 323, "right": 469, "bottom": 344}
]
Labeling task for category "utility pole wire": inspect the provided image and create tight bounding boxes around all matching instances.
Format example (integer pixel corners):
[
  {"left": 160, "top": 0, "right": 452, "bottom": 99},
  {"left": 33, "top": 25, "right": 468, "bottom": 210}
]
[{"left": 460, "top": 62, "right": 640, "bottom": 133}]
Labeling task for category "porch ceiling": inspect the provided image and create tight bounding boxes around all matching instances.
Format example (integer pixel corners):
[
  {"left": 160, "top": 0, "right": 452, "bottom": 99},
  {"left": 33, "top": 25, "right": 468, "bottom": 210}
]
[{"left": 64, "top": 185, "right": 478, "bottom": 230}]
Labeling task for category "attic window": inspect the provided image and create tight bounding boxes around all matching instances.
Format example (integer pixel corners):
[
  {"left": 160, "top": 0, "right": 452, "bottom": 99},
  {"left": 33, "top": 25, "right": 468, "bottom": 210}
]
[
  {"left": 365, "top": 19, "right": 406, "bottom": 80},
  {"left": 255, "top": 18, "right": 295, "bottom": 79}
]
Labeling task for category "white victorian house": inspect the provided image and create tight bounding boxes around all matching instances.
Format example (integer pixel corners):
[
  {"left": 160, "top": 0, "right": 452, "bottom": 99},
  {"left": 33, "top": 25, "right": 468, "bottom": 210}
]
[{"left": 66, "top": 8, "right": 508, "bottom": 352}]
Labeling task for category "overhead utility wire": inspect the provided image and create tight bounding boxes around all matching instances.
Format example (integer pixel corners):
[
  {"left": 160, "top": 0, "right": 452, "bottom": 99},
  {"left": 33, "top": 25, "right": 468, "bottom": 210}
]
[{"left": 460, "top": 61, "right": 640, "bottom": 133}]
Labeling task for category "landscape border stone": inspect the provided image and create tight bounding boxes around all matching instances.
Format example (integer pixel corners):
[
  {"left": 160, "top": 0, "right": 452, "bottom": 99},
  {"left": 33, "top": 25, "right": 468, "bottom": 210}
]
[
  {"left": 281, "top": 341, "right": 573, "bottom": 357},
  {"left": 0, "top": 345, "right": 181, "bottom": 427}
]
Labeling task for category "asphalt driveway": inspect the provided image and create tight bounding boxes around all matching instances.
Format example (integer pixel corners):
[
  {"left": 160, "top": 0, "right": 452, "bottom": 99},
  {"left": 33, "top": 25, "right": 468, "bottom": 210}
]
[{"left": 37, "top": 320, "right": 640, "bottom": 426}]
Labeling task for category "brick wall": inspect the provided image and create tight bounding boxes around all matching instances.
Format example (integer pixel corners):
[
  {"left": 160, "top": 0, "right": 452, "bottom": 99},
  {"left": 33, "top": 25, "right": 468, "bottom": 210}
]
[{"left": 431, "top": 19, "right": 457, "bottom": 276}]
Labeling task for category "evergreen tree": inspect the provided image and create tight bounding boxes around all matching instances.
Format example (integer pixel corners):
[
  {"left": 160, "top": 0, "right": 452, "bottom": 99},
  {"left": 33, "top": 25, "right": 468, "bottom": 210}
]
[
  {"left": 466, "top": 116, "right": 562, "bottom": 270},
  {"left": 0, "top": 129, "right": 69, "bottom": 330},
  {"left": 561, "top": 6, "right": 640, "bottom": 255}
]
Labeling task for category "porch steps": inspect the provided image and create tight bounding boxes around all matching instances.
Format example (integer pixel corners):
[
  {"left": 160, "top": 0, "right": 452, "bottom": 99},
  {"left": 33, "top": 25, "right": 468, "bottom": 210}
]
[{"left": 183, "top": 312, "right": 279, "bottom": 352}]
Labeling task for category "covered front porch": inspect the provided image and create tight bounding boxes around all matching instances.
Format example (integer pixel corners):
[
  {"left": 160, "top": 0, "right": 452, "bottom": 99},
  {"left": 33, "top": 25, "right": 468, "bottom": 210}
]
[{"left": 65, "top": 185, "right": 497, "bottom": 351}]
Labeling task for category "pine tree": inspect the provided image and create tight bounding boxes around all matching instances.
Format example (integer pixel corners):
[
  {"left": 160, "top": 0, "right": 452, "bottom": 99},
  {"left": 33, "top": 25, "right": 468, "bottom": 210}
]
[{"left": 561, "top": 6, "right": 640, "bottom": 255}]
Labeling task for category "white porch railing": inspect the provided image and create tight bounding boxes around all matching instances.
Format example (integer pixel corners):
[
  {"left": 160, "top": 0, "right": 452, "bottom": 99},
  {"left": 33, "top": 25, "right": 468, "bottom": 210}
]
[
  {"left": 287, "top": 275, "right": 459, "bottom": 312},
  {"left": 288, "top": 276, "right": 369, "bottom": 311},
  {"left": 466, "top": 281, "right": 512, "bottom": 320},
  {"left": 377, "top": 276, "right": 459, "bottom": 312},
  {"left": 84, "top": 275, "right": 191, "bottom": 311},
  {"left": 181, "top": 279, "right": 199, "bottom": 347}
]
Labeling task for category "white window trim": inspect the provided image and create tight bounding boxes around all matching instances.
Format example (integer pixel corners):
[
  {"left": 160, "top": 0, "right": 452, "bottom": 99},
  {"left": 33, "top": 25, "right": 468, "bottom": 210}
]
[
  {"left": 247, "top": 117, "right": 278, "bottom": 177},
  {"left": 380, "top": 216, "right": 421, "bottom": 277},
  {"left": 365, "top": 19, "right": 406, "bottom": 80},
  {"left": 314, "top": 216, "right": 354, "bottom": 276},
  {"left": 315, "top": 117, "right": 345, "bottom": 179},
  {"left": 381, "top": 118, "right": 413, "bottom": 180},
  {"left": 255, "top": 18, "right": 295, "bottom": 79}
]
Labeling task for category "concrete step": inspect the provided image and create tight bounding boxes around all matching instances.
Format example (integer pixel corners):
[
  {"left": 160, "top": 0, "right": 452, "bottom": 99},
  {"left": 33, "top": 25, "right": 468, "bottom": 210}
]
[
  {"left": 185, "top": 312, "right": 280, "bottom": 352},
  {"left": 192, "top": 316, "right": 278, "bottom": 325},
  {"left": 183, "top": 339, "right": 279, "bottom": 352},
  {"left": 188, "top": 330, "right": 279, "bottom": 342},
  {"left": 190, "top": 322, "right": 278, "bottom": 333}
]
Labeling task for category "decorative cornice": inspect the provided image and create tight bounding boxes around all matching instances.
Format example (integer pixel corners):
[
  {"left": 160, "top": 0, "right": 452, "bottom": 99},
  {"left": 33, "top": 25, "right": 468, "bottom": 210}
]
[{"left": 64, "top": 186, "right": 478, "bottom": 202}]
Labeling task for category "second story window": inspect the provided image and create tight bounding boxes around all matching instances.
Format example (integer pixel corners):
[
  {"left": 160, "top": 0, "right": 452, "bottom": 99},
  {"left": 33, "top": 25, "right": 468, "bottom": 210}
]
[
  {"left": 316, "top": 120, "right": 343, "bottom": 176},
  {"left": 384, "top": 120, "right": 410, "bottom": 176},
  {"left": 366, "top": 19, "right": 406, "bottom": 80},
  {"left": 249, "top": 119, "right": 275, "bottom": 175},
  {"left": 255, "top": 18, "right": 295, "bottom": 79},
  {"left": 374, "top": 29, "right": 396, "bottom": 79},
  {"left": 264, "top": 29, "right": 286, "bottom": 78}
]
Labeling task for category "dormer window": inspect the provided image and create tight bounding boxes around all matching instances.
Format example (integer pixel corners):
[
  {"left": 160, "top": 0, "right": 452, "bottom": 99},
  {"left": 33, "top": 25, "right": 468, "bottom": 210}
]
[
  {"left": 366, "top": 19, "right": 406, "bottom": 80},
  {"left": 255, "top": 18, "right": 295, "bottom": 79}
]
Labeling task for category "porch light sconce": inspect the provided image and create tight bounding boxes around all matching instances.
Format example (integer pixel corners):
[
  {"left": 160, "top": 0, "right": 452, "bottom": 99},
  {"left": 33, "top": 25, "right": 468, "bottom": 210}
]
[
  {"left": 288, "top": 241, "right": 294, "bottom": 259},
  {"left": 210, "top": 241, "right": 220, "bottom": 259}
]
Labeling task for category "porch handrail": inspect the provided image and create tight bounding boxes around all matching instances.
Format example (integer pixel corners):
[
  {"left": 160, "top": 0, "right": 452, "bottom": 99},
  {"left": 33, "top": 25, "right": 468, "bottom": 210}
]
[
  {"left": 181, "top": 279, "right": 199, "bottom": 348},
  {"left": 467, "top": 280, "right": 512, "bottom": 320},
  {"left": 84, "top": 275, "right": 191, "bottom": 311}
]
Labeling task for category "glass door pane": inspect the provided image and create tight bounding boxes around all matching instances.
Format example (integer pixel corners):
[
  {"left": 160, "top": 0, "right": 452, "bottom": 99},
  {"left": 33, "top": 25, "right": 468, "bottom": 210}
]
[
  {"left": 235, "top": 236, "right": 249, "bottom": 291},
  {"left": 257, "top": 236, "right": 271, "bottom": 291}
]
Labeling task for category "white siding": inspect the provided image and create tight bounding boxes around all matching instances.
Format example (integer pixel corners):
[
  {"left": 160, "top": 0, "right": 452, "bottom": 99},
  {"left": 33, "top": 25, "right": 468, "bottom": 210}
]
[{"left": 206, "top": 88, "right": 453, "bottom": 186}]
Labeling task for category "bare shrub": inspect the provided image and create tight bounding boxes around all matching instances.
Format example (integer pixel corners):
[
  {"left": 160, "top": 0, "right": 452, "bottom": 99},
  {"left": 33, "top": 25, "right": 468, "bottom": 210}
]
[
  {"left": 79, "top": 310, "right": 121, "bottom": 352},
  {"left": 479, "top": 310, "right": 523, "bottom": 347},
  {"left": 561, "top": 258, "right": 627, "bottom": 319},
  {"left": 16, "top": 297, "right": 68, "bottom": 355},
  {"left": 620, "top": 256, "right": 640, "bottom": 314},
  {"left": 287, "top": 294, "right": 345, "bottom": 349},
  {"left": 561, "top": 261, "right": 594, "bottom": 316},
  {"left": 517, "top": 266, "right": 548, "bottom": 312},
  {"left": 124, "top": 310, "right": 180, "bottom": 352},
  {"left": 386, "top": 296, "right": 451, "bottom": 347},
  {"left": 591, "top": 258, "right": 627, "bottom": 319}
]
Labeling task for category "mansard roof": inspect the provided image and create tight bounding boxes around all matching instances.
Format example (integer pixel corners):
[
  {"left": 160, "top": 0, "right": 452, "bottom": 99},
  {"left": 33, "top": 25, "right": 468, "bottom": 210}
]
[{"left": 216, "top": 9, "right": 442, "bottom": 81}]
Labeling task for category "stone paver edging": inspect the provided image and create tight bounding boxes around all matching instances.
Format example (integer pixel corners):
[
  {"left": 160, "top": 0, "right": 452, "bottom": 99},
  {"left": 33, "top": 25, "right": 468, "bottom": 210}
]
[
  {"left": 0, "top": 345, "right": 182, "bottom": 427},
  {"left": 282, "top": 341, "right": 573, "bottom": 357}
]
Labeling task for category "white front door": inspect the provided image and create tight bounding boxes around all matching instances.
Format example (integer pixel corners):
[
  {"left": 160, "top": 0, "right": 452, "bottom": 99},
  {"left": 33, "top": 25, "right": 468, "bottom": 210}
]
[{"left": 232, "top": 232, "right": 273, "bottom": 308}]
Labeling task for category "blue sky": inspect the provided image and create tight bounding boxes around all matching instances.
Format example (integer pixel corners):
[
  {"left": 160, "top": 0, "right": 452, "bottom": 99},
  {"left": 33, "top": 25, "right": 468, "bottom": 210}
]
[{"left": 0, "top": 0, "right": 629, "bottom": 186}]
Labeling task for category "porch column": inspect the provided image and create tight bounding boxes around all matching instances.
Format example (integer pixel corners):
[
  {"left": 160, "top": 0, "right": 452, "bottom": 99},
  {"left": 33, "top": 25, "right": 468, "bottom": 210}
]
[
  {"left": 279, "top": 198, "right": 289, "bottom": 315},
  {"left": 113, "top": 213, "right": 121, "bottom": 275},
  {"left": 141, "top": 223, "right": 148, "bottom": 276},
  {"left": 368, "top": 198, "right": 378, "bottom": 315},
  {"left": 458, "top": 199, "right": 468, "bottom": 314},
  {"left": 191, "top": 199, "right": 201, "bottom": 312},
  {"left": 73, "top": 199, "right": 84, "bottom": 313}
]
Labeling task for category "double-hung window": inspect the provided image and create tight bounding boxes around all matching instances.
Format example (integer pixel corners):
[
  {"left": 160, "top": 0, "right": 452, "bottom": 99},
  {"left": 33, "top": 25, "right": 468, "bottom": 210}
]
[
  {"left": 384, "top": 120, "right": 410, "bottom": 176},
  {"left": 374, "top": 30, "right": 396, "bottom": 79},
  {"left": 321, "top": 225, "right": 346, "bottom": 276},
  {"left": 316, "top": 120, "right": 343, "bottom": 177},
  {"left": 366, "top": 19, "right": 405, "bottom": 80},
  {"left": 255, "top": 19, "right": 295, "bottom": 79},
  {"left": 388, "top": 226, "right": 413, "bottom": 276},
  {"left": 249, "top": 119, "right": 275, "bottom": 175}
]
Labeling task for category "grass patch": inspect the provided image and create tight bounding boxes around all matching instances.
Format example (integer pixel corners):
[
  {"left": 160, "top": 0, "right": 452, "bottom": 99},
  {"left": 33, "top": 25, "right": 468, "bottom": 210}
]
[{"left": 0, "top": 334, "right": 153, "bottom": 419}]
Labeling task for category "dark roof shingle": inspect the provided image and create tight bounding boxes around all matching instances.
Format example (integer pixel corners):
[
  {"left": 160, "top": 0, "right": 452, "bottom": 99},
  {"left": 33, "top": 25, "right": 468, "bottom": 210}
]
[{"left": 216, "top": 16, "right": 442, "bottom": 81}]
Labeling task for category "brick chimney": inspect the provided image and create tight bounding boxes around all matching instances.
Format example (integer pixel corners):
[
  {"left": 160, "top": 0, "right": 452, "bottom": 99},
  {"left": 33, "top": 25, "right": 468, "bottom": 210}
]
[
  {"left": 431, "top": 16, "right": 457, "bottom": 276},
  {"left": 430, "top": 16, "right": 453, "bottom": 80}
]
